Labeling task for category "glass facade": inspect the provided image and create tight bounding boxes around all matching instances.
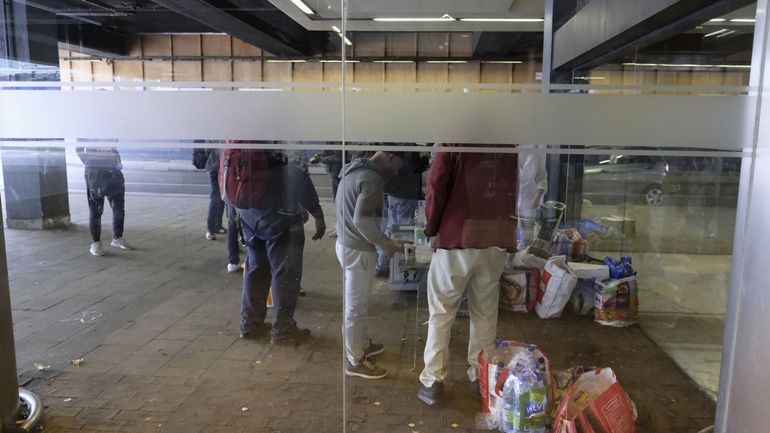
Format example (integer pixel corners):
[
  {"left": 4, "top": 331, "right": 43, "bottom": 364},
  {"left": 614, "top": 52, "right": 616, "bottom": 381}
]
[{"left": 0, "top": 1, "right": 765, "bottom": 433}]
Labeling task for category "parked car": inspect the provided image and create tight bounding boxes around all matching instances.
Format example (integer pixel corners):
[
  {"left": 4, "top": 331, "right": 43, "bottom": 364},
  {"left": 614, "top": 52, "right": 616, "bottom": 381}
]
[
  {"left": 662, "top": 157, "right": 740, "bottom": 207},
  {"left": 583, "top": 154, "right": 668, "bottom": 205}
]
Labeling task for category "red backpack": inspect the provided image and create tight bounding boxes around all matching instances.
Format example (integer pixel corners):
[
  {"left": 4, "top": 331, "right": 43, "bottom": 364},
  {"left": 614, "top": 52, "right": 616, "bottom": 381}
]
[{"left": 218, "top": 147, "right": 270, "bottom": 209}]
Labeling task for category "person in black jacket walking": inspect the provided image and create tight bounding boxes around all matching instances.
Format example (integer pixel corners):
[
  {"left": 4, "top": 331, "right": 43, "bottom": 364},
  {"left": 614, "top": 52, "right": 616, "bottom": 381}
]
[{"left": 77, "top": 147, "right": 133, "bottom": 256}]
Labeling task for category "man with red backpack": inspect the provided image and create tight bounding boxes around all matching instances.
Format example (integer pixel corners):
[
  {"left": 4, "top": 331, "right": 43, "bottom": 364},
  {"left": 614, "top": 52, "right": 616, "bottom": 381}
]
[{"left": 220, "top": 147, "right": 325, "bottom": 345}]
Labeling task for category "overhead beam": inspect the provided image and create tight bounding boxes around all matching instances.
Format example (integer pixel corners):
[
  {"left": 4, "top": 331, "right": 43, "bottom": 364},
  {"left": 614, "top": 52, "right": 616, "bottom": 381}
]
[
  {"left": 553, "top": 0, "right": 756, "bottom": 70},
  {"left": 149, "top": 0, "right": 306, "bottom": 56}
]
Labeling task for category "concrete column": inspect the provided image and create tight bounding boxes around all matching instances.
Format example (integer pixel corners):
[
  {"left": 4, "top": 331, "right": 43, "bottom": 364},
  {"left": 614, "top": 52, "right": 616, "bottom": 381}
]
[
  {"left": 0, "top": 196, "right": 19, "bottom": 432},
  {"left": 2, "top": 147, "right": 71, "bottom": 229},
  {"left": 1, "top": 3, "right": 70, "bottom": 229}
]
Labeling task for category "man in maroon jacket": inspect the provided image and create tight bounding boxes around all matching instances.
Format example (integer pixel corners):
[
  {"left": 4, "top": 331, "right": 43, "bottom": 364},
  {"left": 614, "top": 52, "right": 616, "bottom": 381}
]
[{"left": 418, "top": 143, "right": 518, "bottom": 406}]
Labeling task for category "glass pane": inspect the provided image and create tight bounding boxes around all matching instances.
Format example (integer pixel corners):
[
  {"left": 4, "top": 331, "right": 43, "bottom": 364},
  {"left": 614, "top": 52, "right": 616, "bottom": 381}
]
[
  {"left": 339, "top": 1, "right": 756, "bottom": 433},
  {"left": 1, "top": 1, "right": 346, "bottom": 432}
]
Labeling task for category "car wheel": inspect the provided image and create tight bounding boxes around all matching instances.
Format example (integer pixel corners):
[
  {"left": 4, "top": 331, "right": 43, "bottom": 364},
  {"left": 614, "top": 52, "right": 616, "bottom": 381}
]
[{"left": 644, "top": 185, "right": 664, "bottom": 206}]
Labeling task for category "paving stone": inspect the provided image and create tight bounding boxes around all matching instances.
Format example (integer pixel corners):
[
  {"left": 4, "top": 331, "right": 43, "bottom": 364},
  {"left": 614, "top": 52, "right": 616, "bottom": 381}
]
[
  {"left": 107, "top": 355, "right": 168, "bottom": 376},
  {"left": 76, "top": 408, "right": 120, "bottom": 421}
]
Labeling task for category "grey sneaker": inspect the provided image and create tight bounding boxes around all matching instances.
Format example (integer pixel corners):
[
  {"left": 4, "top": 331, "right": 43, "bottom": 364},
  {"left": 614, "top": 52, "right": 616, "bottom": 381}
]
[
  {"left": 346, "top": 359, "right": 387, "bottom": 379},
  {"left": 110, "top": 237, "right": 133, "bottom": 250},
  {"left": 363, "top": 340, "right": 384, "bottom": 359},
  {"left": 90, "top": 242, "right": 105, "bottom": 256}
]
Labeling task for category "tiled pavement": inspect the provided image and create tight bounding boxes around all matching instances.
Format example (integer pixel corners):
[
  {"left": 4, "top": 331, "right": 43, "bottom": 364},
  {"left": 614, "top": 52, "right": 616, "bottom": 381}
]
[{"left": 7, "top": 192, "right": 719, "bottom": 433}]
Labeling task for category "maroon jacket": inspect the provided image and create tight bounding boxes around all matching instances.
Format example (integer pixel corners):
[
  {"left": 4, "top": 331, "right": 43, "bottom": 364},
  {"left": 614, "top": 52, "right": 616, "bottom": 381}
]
[{"left": 425, "top": 143, "right": 518, "bottom": 250}]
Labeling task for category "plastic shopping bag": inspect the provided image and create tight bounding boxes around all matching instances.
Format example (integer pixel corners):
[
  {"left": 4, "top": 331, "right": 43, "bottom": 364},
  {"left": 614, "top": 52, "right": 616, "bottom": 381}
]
[
  {"left": 571, "top": 279, "right": 596, "bottom": 315},
  {"left": 499, "top": 270, "right": 529, "bottom": 312},
  {"left": 499, "top": 269, "right": 540, "bottom": 313},
  {"left": 552, "top": 368, "right": 637, "bottom": 433},
  {"left": 478, "top": 341, "right": 553, "bottom": 415},
  {"left": 535, "top": 256, "right": 578, "bottom": 319},
  {"left": 594, "top": 276, "right": 639, "bottom": 327},
  {"left": 552, "top": 229, "right": 588, "bottom": 261}
]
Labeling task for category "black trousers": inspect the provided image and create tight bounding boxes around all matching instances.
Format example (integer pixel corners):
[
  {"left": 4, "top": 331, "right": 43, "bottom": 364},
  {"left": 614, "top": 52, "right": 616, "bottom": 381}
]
[{"left": 85, "top": 168, "right": 126, "bottom": 242}]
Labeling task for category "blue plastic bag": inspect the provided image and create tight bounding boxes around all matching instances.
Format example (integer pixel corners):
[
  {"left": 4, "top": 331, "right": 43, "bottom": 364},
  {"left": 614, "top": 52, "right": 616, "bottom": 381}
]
[{"left": 603, "top": 256, "right": 636, "bottom": 280}]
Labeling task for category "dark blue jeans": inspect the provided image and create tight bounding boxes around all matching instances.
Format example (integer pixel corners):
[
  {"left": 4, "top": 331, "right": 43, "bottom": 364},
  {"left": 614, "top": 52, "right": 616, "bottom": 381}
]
[
  {"left": 207, "top": 170, "right": 225, "bottom": 233},
  {"left": 239, "top": 209, "right": 305, "bottom": 338},
  {"left": 226, "top": 205, "right": 240, "bottom": 265}
]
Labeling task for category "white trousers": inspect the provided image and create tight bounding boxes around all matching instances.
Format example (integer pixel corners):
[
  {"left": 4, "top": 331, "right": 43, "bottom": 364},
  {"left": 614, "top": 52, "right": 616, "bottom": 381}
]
[
  {"left": 336, "top": 242, "right": 377, "bottom": 365},
  {"left": 419, "top": 247, "right": 507, "bottom": 387}
]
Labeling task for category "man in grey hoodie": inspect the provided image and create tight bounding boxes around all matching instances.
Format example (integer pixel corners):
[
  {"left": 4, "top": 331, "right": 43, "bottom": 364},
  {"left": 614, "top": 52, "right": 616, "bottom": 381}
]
[
  {"left": 76, "top": 146, "right": 133, "bottom": 256},
  {"left": 335, "top": 151, "right": 406, "bottom": 379}
]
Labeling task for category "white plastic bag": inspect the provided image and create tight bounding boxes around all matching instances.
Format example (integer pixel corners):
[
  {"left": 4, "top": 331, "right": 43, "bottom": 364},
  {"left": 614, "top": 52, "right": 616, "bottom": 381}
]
[
  {"left": 535, "top": 256, "right": 578, "bottom": 319},
  {"left": 511, "top": 246, "right": 549, "bottom": 270}
]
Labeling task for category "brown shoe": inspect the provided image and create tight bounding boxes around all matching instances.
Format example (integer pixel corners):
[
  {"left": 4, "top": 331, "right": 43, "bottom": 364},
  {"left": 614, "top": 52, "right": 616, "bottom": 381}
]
[{"left": 346, "top": 359, "right": 387, "bottom": 379}]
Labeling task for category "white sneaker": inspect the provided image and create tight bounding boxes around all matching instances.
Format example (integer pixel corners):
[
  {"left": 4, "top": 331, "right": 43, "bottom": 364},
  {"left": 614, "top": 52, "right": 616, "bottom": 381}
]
[
  {"left": 227, "top": 263, "right": 242, "bottom": 273},
  {"left": 110, "top": 237, "right": 133, "bottom": 250},
  {"left": 205, "top": 232, "right": 216, "bottom": 241},
  {"left": 90, "top": 242, "right": 105, "bottom": 256},
  {"left": 328, "top": 227, "right": 338, "bottom": 238}
]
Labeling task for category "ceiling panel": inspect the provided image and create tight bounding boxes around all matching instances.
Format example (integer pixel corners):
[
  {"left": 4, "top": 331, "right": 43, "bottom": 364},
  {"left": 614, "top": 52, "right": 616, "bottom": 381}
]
[
  {"left": 269, "top": 0, "right": 544, "bottom": 32},
  {"left": 310, "top": 0, "right": 544, "bottom": 19}
]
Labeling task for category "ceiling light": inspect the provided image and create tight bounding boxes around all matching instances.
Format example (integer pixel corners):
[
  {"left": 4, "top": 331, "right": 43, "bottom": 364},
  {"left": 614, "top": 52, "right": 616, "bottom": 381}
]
[
  {"left": 427, "top": 60, "right": 467, "bottom": 64},
  {"left": 704, "top": 28, "right": 729, "bottom": 37},
  {"left": 716, "top": 30, "right": 737, "bottom": 38},
  {"left": 373, "top": 17, "right": 456, "bottom": 22},
  {"left": 622, "top": 62, "right": 658, "bottom": 67},
  {"left": 239, "top": 88, "right": 283, "bottom": 92},
  {"left": 482, "top": 60, "right": 523, "bottom": 64},
  {"left": 730, "top": 18, "right": 756, "bottom": 23},
  {"left": 373, "top": 60, "right": 415, "bottom": 63},
  {"left": 459, "top": 18, "right": 544, "bottom": 22},
  {"left": 574, "top": 76, "right": 606, "bottom": 80},
  {"left": 320, "top": 60, "right": 359, "bottom": 63},
  {"left": 266, "top": 59, "right": 307, "bottom": 63},
  {"left": 330, "top": 25, "right": 352, "bottom": 46},
  {"left": 709, "top": 18, "right": 726, "bottom": 22},
  {"left": 290, "top": 0, "right": 314, "bottom": 15},
  {"left": 623, "top": 62, "right": 750, "bottom": 69}
]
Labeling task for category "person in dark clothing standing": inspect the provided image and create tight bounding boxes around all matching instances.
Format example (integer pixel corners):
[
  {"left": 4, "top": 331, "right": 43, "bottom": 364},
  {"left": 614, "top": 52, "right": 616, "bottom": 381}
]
[
  {"left": 310, "top": 149, "right": 343, "bottom": 237},
  {"left": 376, "top": 151, "right": 431, "bottom": 275},
  {"left": 203, "top": 148, "right": 227, "bottom": 241},
  {"left": 239, "top": 151, "right": 326, "bottom": 345},
  {"left": 77, "top": 147, "right": 133, "bottom": 256}
]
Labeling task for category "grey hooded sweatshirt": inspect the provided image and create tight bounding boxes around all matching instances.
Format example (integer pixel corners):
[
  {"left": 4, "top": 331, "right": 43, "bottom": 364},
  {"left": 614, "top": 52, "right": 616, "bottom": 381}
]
[{"left": 335, "top": 159, "right": 390, "bottom": 252}]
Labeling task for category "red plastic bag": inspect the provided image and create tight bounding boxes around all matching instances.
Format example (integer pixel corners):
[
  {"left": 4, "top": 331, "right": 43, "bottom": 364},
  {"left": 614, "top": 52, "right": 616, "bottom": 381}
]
[{"left": 552, "top": 368, "right": 636, "bottom": 433}]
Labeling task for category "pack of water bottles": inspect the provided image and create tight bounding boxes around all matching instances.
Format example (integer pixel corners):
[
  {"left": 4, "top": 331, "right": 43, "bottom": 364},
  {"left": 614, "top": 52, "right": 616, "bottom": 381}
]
[{"left": 477, "top": 341, "right": 553, "bottom": 432}]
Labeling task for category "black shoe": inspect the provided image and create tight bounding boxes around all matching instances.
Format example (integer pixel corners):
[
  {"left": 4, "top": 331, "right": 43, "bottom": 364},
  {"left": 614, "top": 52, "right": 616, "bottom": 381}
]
[
  {"left": 271, "top": 327, "right": 312, "bottom": 346},
  {"left": 239, "top": 322, "right": 271, "bottom": 340},
  {"left": 417, "top": 382, "right": 444, "bottom": 407},
  {"left": 298, "top": 289, "right": 307, "bottom": 297},
  {"left": 375, "top": 268, "right": 389, "bottom": 278}
]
